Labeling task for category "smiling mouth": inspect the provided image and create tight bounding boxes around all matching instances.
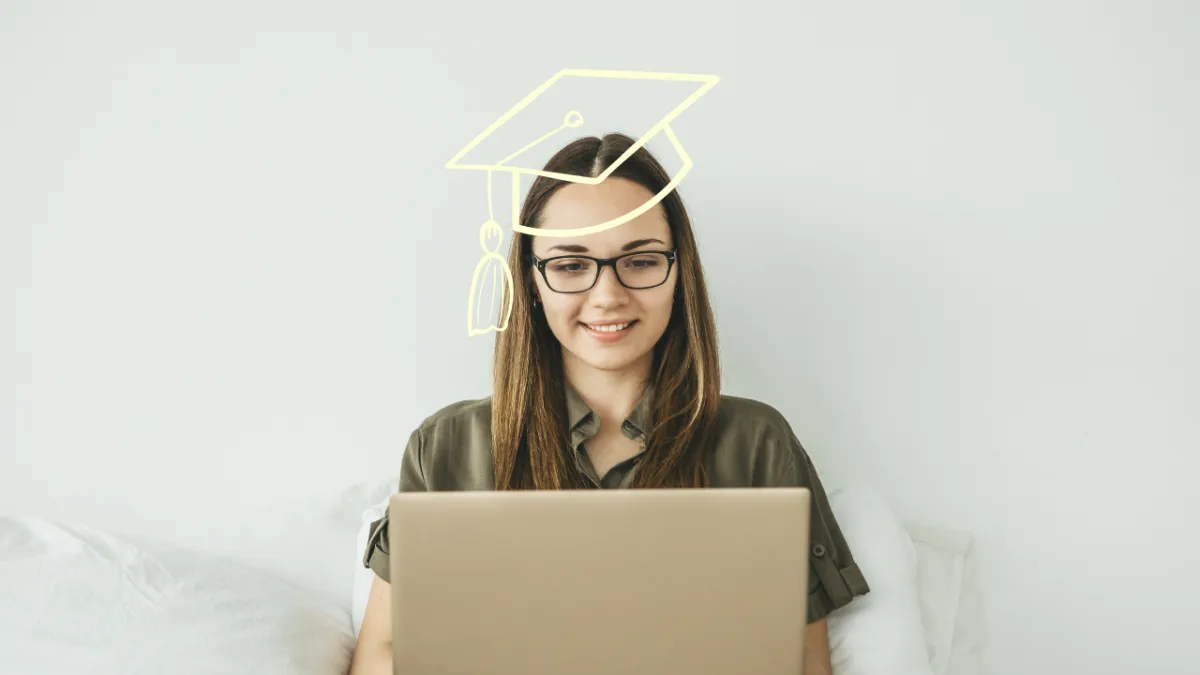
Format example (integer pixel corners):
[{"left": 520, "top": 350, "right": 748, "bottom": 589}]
[{"left": 581, "top": 320, "right": 637, "bottom": 333}]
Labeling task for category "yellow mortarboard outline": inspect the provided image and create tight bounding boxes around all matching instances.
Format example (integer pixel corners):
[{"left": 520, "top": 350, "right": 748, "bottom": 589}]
[
  {"left": 455, "top": 68, "right": 719, "bottom": 336},
  {"left": 447, "top": 68, "right": 720, "bottom": 238}
]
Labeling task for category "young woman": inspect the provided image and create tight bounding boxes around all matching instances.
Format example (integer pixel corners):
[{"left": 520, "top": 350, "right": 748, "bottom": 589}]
[{"left": 348, "top": 134, "right": 870, "bottom": 675}]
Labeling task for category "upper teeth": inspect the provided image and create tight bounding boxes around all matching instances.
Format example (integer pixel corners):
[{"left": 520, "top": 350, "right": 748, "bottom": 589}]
[{"left": 589, "top": 322, "right": 630, "bottom": 332}]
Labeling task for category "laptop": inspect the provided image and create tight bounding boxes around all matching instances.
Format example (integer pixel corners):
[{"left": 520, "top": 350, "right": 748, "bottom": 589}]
[{"left": 388, "top": 487, "right": 811, "bottom": 675}]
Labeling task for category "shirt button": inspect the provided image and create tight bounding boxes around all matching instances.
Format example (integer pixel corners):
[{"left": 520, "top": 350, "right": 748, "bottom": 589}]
[{"left": 812, "top": 544, "right": 827, "bottom": 558}]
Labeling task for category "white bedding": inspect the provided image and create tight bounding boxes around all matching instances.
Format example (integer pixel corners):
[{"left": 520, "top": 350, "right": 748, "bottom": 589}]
[
  {"left": 0, "top": 517, "right": 355, "bottom": 675},
  {"left": 0, "top": 481, "right": 987, "bottom": 675}
]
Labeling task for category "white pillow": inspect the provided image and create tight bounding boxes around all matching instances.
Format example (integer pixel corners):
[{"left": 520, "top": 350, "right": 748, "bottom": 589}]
[
  {"left": 907, "top": 523, "right": 967, "bottom": 674},
  {"left": 826, "top": 485, "right": 936, "bottom": 675},
  {"left": 906, "top": 524, "right": 989, "bottom": 675},
  {"left": 946, "top": 536, "right": 989, "bottom": 675},
  {"left": 0, "top": 516, "right": 355, "bottom": 675},
  {"left": 171, "top": 477, "right": 396, "bottom": 615}
]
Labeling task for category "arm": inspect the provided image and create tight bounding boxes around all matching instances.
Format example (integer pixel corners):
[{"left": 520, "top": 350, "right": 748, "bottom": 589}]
[
  {"left": 346, "top": 576, "right": 393, "bottom": 675},
  {"left": 350, "top": 427, "right": 427, "bottom": 674},
  {"left": 763, "top": 415, "right": 867, "bottom": 673},
  {"left": 803, "top": 618, "right": 832, "bottom": 675}
]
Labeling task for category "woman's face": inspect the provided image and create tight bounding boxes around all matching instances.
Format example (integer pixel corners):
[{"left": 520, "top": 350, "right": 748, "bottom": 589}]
[{"left": 530, "top": 178, "right": 678, "bottom": 375}]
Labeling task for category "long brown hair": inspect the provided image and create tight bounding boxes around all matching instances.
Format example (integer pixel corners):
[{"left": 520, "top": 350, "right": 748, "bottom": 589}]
[{"left": 491, "top": 133, "right": 721, "bottom": 490}]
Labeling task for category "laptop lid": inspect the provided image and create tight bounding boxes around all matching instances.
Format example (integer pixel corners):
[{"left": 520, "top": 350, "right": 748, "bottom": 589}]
[{"left": 389, "top": 488, "right": 810, "bottom": 675}]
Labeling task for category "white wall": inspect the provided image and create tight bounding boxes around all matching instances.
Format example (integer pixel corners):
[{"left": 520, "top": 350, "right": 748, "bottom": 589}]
[{"left": 2, "top": 1, "right": 1197, "bottom": 673}]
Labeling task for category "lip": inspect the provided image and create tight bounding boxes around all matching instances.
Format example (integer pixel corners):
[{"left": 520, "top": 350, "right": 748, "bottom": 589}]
[
  {"left": 580, "top": 319, "right": 638, "bottom": 342},
  {"left": 582, "top": 319, "right": 636, "bottom": 326}
]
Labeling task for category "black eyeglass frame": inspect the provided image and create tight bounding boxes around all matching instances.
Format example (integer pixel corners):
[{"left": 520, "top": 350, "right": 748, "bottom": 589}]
[{"left": 529, "top": 250, "right": 679, "bottom": 294}]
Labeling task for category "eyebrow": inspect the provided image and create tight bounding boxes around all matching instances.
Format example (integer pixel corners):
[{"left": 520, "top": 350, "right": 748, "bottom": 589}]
[{"left": 547, "top": 238, "right": 666, "bottom": 254}]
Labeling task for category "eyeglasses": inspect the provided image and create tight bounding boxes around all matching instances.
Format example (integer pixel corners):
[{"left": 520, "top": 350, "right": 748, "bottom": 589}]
[{"left": 530, "top": 250, "right": 678, "bottom": 294}]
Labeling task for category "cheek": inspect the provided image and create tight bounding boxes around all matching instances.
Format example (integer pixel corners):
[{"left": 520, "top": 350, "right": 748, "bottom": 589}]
[
  {"left": 542, "top": 296, "right": 583, "bottom": 326},
  {"left": 640, "top": 288, "right": 676, "bottom": 323}
]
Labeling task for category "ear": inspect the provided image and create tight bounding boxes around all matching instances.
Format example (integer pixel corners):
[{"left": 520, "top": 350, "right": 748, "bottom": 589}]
[{"left": 528, "top": 267, "right": 542, "bottom": 300}]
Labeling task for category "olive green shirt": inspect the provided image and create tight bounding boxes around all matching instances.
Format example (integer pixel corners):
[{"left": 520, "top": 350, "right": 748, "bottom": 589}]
[{"left": 362, "top": 385, "right": 870, "bottom": 623}]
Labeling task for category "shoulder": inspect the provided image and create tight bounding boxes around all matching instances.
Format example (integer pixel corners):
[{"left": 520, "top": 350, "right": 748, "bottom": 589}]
[
  {"left": 402, "top": 396, "right": 495, "bottom": 491},
  {"left": 409, "top": 396, "right": 494, "bottom": 453},
  {"left": 705, "top": 394, "right": 808, "bottom": 488},
  {"left": 714, "top": 393, "right": 797, "bottom": 440},
  {"left": 414, "top": 396, "right": 493, "bottom": 435}
]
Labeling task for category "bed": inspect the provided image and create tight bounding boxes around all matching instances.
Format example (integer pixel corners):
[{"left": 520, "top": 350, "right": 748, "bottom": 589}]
[{"left": 0, "top": 480, "right": 988, "bottom": 675}]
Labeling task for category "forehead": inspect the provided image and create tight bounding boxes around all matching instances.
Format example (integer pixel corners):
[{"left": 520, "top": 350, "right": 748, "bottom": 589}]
[{"left": 533, "top": 178, "right": 672, "bottom": 254}]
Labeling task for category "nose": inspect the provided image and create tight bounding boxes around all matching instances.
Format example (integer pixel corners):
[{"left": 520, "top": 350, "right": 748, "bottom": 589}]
[{"left": 587, "top": 264, "right": 629, "bottom": 308}]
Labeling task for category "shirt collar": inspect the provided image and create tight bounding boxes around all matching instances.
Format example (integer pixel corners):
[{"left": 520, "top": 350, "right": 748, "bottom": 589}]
[
  {"left": 564, "top": 380, "right": 654, "bottom": 439},
  {"left": 564, "top": 381, "right": 592, "bottom": 431}
]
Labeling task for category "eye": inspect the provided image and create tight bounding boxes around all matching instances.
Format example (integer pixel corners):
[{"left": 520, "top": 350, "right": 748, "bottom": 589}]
[
  {"left": 550, "top": 258, "right": 591, "bottom": 274},
  {"left": 622, "top": 254, "right": 662, "bottom": 269}
]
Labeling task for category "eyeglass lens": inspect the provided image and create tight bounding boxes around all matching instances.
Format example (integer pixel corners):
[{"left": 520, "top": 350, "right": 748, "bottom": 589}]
[{"left": 543, "top": 253, "right": 671, "bottom": 292}]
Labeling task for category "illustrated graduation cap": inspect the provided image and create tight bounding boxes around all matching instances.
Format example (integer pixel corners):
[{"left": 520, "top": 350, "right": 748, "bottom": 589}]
[{"left": 445, "top": 68, "right": 720, "bottom": 337}]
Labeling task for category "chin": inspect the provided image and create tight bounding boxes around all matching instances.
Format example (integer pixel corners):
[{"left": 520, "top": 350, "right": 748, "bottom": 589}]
[
  {"left": 581, "top": 354, "right": 644, "bottom": 373},
  {"left": 559, "top": 340, "right": 641, "bottom": 372}
]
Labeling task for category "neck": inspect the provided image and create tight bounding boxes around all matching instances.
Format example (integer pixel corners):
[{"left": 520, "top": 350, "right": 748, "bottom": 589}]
[{"left": 562, "top": 353, "right": 651, "bottom": 427}]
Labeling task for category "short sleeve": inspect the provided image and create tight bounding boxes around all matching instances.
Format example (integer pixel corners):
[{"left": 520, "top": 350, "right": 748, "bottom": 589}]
[
  {"left": 772, "top": 424, "right": 870, "bottom": 623},
  {"left": 361, "top": 427, "right": 428, "bottom": 583}
]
